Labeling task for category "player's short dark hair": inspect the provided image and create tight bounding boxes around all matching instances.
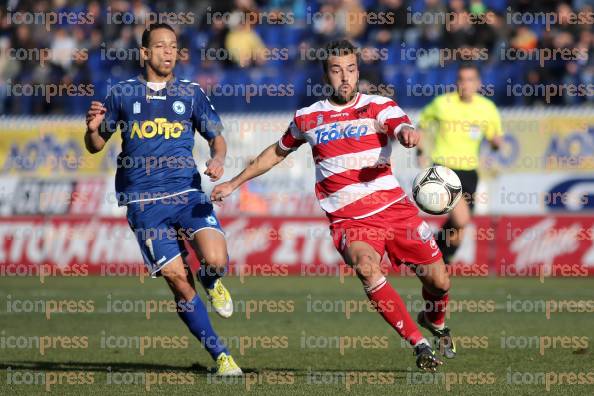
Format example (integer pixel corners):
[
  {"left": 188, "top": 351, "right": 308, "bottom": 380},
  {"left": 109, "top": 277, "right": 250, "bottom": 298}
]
[
  {"left": 141, "top": 23, "right": 176, "bottom": 48},
  {"left": 457, "top": 63, "right": 481, "bottom": 77},
  {"left": 321, "top": 39, "right": 360, "bottom": 74}
]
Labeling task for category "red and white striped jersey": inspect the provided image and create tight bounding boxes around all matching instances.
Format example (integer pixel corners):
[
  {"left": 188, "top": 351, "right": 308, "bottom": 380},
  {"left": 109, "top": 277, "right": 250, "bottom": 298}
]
[{"left": 278, "top": 93, "right": 414, "bottom": 223}]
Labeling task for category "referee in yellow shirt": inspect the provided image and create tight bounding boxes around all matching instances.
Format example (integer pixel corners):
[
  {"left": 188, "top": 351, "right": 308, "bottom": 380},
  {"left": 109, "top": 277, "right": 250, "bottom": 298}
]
[{"left": 417, "top": 64, "right": 503, "bottom": 263}]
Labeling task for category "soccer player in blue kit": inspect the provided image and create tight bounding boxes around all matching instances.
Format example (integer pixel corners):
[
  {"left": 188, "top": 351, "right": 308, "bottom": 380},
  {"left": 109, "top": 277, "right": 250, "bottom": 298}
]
[{"left": 84, "top": 23, "right": 242, "bottom": 375}]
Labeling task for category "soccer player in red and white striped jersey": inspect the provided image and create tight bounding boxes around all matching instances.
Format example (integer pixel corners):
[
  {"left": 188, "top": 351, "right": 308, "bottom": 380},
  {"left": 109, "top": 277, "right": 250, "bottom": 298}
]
[{"left": 212, "top": 40, "right": 455, "bottom": 371}]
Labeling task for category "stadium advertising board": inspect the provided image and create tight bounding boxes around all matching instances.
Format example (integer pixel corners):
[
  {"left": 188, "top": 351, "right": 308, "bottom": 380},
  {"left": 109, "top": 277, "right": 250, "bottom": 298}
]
[
  {"left": 1, "top": 112, "right": 593, "bottom": 215},
  {"left": 1, "top": 216, "right": 592, "bottom": 277},
  {"left": 483, "top": 111, "right": 594, "bottom": 174},
  {"left": 0, "top": 119, "right": 120, "bottom": 176}
]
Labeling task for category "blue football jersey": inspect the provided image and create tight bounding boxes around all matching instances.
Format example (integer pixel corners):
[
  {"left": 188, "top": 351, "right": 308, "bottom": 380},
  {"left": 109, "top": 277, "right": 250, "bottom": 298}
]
[{"left": 101, "top": 76, "right": 222, "bottom": 205}]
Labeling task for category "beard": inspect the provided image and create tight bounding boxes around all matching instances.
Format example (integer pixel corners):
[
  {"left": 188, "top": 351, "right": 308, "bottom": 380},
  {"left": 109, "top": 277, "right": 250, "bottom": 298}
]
[{"left": 330, "top": 84, "right": 358, "bottom": 105}]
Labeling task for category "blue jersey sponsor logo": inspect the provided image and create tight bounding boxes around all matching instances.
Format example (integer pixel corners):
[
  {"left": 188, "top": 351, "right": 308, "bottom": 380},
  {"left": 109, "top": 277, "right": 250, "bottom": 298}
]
[
  {"left": 314, "top": 123, "right": 368, "bottom": 145},
  {"left": 129, "top": 118, "right": 185, "bottom": 140}
]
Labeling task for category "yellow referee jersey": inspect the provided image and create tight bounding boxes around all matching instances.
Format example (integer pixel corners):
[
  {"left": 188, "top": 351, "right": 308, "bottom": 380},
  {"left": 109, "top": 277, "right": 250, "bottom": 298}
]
[{"left": 418, "top": 92, "right": 503, "bottom": 171}]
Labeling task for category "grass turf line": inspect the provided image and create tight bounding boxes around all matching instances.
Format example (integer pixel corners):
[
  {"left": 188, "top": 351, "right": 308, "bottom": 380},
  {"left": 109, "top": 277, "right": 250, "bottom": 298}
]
[{"left": 0, "top": 276, "right": 592, "bottom": 395}]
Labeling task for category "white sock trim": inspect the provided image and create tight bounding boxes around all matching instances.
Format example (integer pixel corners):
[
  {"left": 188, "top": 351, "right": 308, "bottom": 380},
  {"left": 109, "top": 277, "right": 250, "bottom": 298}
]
[
  {"left": 364, "top": 276, "right": 387, "bottom": 294},
  {"left": 424, "top": 312, "right": 446, "bottom": 330},
  {"left": 414, "top": 338, "right": 430, "bottom": 348}
]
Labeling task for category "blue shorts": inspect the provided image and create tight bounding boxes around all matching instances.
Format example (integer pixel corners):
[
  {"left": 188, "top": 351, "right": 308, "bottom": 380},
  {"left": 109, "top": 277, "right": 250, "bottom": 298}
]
[{"left": 126, "top": 190, "right": 224, "bottom": 276}]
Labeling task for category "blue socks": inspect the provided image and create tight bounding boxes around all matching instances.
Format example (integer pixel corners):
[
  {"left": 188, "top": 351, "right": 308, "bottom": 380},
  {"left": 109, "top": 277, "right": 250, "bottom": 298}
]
[
  {"left": 177, "top": 294, "right": 228, "bottom": 359},
  {"left": 197, "top": 259, "right": 227, "bottom": 290}
]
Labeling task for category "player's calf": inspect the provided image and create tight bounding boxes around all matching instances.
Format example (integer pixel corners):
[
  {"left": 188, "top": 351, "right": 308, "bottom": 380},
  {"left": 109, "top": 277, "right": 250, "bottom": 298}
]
[
  {"left": 161, "top": 257, "right": 238, "bottom": 366},
  {"left": 414, "top": 260, "right": 456, "bottom": 359},
  {"left": 344, "top": 243, "right": 430, "bottom": 349},
  {"left": 196, "top": 252, "right": 228, "bottom": 289},
  {"left": 191, "top": 229, "right": 234, "bottom": 318},
  {"left": 196, "top": 256, "right": 233, "bottom": 318},
  {"left": 161, "top": 258, "right": 196, "bottom": 302},
  {"left": 414, "top": 260, "right": 450, "bottom": 328}
]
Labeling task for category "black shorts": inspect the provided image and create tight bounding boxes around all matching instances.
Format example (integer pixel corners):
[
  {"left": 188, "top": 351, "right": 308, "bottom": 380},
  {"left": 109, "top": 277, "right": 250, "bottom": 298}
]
[{"left": 435, "top": 164, "right": 478, "bottom": 211}]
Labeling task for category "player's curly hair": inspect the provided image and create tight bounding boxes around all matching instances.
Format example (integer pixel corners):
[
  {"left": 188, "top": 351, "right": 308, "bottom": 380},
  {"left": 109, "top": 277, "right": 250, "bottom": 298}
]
[
  {"left": 141, "top": 23, "right": 176, "bottom": 48},
  {"left": 321, "top": 39, "right": 360, "bottom": 74}
]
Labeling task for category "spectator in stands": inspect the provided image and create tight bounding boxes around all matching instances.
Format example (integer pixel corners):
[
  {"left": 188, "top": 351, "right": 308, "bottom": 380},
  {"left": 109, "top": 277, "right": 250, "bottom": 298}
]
[
  {"left": 224, "top": 0, "right": 267, "bottom": 67},
  {"left": 2, "top": 0, "right": 592, "bottom": 113},
  {"left": 334, "top": 0, "right": 368, "bottom": 39},
  {"left": 0, "top": 37, "right": 20, "bottom": 113},
  {"left": 312, "top": 3, "right": 342, "bottom": 46},
  {"left": 205, "top": 14, "right": 233, "bottom": 68},
  {"left": 370, "top": 0, "right": 411, "bottom": 45},
  {"left": 359, "top": 45, "right": 384, "bottom": 92},
  {"left": 443, "top": 2, "right": 476, "bottom": 50},
  {"left": 417, "top": 0, "right": 448, "bottom": 48},
  {"left": 50, "top": 28, "right": 77, "bottom": 70},
  {"left": 225, "top": 18, "right": 268, "bottom": 67}
]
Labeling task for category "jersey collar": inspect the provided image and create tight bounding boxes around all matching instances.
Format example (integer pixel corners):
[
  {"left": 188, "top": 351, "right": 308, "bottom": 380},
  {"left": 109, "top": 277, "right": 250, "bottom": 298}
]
[{"left": 137, "top": 74, "right": 177, "bottom": 93}]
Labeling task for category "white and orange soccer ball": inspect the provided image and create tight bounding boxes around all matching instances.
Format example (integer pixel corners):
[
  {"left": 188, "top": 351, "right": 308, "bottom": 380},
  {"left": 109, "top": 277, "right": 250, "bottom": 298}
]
[{"left": 412, "top": 166, "right": 463, "bottom": 215}]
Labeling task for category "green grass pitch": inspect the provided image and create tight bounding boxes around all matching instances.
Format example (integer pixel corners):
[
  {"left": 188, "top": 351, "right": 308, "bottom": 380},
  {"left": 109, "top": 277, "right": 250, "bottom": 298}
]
[{"left": 1, "top": 275, "right": 592, "bottom": 395}]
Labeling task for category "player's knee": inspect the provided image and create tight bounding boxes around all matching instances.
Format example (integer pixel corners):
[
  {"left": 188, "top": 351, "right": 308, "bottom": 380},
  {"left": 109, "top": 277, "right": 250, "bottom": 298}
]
[
  {"left": 436, "top": 277, "right": 450, "bottom": 295},
  {"left": 162, "top": 270, "right": 194, "bottom": 299},
  {"left": 201, "top": 251, "right": 228, "bottom": 269},
  {"left": 428, "top": 275, "right": 450, "bottom": 296},
  {"left": 352, "top": 253, "right": 381, "bottom": 281}
]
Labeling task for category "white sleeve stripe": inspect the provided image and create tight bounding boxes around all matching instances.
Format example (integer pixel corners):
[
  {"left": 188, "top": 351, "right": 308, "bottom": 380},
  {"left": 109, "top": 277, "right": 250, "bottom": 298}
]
[
  {"left": 356, "top": 94, "right": 392, "bottom": 107},
  {"left": 377, "top": 106, "right": 406, "bottom": 124},
  {"left": 278, "top": 138, "right": 292, "bottom": 151},
  {"left": 394, "top": 123, "right": 415, "bottom": 134}
]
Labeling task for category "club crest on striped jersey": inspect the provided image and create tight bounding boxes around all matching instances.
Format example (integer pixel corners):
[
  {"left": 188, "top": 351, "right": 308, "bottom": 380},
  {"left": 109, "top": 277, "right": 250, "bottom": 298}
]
[
  {"left": 314, "top": 122, "right": 369, "bottom": 145},
  {"left": 355, "top": 104, "right": 372, "bottom": 118},
  {"left": 316, "top": 114, "right": 324, "bottom": 126}
]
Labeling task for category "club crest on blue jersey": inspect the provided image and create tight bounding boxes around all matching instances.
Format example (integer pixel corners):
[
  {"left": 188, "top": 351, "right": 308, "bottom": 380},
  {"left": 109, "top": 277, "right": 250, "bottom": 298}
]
[{"left": 172, "top": 100, "right": 186, "bottom": 115}]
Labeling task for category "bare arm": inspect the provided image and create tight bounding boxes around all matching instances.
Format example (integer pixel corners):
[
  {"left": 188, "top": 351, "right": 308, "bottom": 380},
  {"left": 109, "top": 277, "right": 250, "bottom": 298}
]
[
  {"left": 490, "top": 135, "right": 503, "bottom": 151},
  {"left": 209, "top": 135, "right": 227, "bottom": 160},
  {"left": 84, "top": 101, "right": 109, "bottom": 154},
  {"left": 204, "top": 135, "right": 227, "bottom": 181},
  {"left": 85, "top": 130, "right": 108, "bottom": 154},
  {"left": 211, "top": 143, "right": 290, "bottom": 202}
]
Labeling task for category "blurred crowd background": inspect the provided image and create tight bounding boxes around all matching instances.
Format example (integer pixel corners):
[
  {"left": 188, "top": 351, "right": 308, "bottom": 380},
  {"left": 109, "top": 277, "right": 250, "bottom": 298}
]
[{"left": 0, "top": 0, "right": 593, "bottom": 114}]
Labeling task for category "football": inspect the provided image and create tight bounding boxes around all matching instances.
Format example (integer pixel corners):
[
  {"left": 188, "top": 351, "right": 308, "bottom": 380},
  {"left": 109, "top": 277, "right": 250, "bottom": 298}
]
[{"left": 412, "top": 166, "right": 463, "bottom": 215}]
